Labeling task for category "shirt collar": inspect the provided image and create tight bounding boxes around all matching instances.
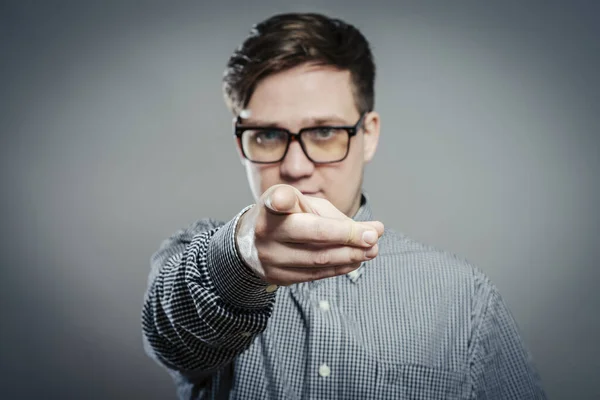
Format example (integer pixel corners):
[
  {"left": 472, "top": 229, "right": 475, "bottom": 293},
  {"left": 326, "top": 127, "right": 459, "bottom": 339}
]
[{"left": 352, "top": 192, "right": 373, "bottom": 222}]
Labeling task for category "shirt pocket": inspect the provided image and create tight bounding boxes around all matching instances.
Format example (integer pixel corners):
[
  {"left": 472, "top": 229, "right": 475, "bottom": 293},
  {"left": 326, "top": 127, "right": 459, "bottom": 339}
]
[{"left": 378, "top": 363, "right": 469, "bottom": 400}]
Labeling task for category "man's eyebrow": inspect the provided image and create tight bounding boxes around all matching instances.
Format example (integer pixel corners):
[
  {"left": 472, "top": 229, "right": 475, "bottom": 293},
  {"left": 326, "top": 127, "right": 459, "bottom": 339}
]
[
  {"left": 306, "top": 115, "right": 350, "bottom": 125},
  {"left": 239, "top": 115, "right": 351, "bottom": 127},
  {"left": 238, "top": 119, "right": 281, "bottom": 128}
]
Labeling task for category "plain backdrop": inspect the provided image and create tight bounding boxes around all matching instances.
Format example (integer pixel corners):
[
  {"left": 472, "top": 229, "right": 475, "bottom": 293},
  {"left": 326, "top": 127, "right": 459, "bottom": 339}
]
[{"left": 1, "top": 1, "right": 599, "bottom": 399}]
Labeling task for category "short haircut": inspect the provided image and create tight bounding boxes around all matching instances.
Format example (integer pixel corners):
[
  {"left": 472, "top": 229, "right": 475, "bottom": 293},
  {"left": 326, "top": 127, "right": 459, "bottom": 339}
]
[{"left": 223, "top": 12, "right": 376, "bottom": 116}]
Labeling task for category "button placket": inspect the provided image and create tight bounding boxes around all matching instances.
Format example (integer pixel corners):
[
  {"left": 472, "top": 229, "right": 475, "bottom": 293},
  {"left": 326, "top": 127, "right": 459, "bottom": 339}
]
[{"left": 306, "top": 280, "right": 340, "bottom": 397}]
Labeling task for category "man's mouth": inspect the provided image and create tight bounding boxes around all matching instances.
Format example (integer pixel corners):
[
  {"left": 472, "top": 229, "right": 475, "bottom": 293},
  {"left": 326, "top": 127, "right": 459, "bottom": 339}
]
[{"left": 301, "top": 191, "right": 322, "bottom": 197}]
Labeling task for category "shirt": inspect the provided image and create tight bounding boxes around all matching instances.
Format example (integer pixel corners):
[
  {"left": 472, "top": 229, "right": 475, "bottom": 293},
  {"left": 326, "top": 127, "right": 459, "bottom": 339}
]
[{"left": 142, "top": 194, "right": 546, "bottom": 399}]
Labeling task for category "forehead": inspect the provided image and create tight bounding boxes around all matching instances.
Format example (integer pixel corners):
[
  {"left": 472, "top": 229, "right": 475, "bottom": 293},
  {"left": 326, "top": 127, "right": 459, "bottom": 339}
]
[{"left": 245, "top": 63, "right": 358, "bottom": 125}]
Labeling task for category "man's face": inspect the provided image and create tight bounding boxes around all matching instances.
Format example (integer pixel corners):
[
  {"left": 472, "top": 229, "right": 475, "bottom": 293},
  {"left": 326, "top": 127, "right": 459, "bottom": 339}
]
[{"left": 237, "top": 63, "right": 380, "bottom": 217}]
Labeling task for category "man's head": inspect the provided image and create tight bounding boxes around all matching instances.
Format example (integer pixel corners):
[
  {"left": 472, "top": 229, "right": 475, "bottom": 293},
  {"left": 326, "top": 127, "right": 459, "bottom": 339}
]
[{"left": 223, "top": 13, "right": 380, "bottom": 217}]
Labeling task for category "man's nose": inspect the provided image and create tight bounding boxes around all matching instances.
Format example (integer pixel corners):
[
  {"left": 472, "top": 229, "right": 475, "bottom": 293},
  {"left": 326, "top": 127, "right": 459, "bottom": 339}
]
[{"left": 279, "top": 140, "right": 315, "bottom": 179}]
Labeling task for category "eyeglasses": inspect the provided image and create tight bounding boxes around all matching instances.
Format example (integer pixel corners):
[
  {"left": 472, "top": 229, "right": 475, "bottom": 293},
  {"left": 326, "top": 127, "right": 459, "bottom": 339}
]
[{"left": 234, "top": 113, "right": 366, "bottom": 164}]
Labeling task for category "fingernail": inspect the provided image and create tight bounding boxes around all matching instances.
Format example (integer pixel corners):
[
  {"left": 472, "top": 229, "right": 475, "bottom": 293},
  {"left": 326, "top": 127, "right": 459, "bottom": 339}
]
[
  {"left": 265, "top": 196, "right": 275, "bottom": 211},
  {"left": 362, "top": 230, "right": 377, "bottom": 245}
]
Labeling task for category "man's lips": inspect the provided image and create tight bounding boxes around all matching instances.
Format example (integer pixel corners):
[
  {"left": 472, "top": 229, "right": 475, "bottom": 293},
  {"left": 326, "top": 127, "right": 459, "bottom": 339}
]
[{"left": 301, "top": 191, "right": 322, "bottom": 197}]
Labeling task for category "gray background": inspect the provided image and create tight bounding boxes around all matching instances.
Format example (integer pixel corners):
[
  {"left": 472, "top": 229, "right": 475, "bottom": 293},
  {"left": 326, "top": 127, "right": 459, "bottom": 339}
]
[{"left": 1, "top": 0, "right": 598, "bottom": 399}]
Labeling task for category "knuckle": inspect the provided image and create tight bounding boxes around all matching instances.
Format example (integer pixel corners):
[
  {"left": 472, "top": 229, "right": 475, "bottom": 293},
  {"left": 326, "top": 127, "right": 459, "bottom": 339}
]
[
  {"left": 313, "top": 250, "right": 331, "bottom": 266},
  {"left": 254, "top": 219, "right": 269, "bottom": 239},
  {"left": 312, "top": 220, "right": 328, "bottom": 241},
  {"left": 349, "top": 262, "right": 362, "bottom": 270},
  {"left": 346, "top": 220, "right": 357, "bottom": 245},
  {"left": 351, "top": 248, "right": 365, "bottom": 262}
]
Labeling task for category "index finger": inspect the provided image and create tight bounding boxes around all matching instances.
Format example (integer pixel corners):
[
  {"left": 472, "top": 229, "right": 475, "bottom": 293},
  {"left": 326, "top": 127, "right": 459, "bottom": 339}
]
[{"left": 263, "top": 185, "right": 315, "bottom": 215}]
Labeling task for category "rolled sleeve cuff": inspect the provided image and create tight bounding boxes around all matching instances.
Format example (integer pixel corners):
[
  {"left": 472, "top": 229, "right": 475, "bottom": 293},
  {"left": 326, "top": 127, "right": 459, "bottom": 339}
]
[{"left": 207, "top": 205, "right": 276, "bottom": 310}]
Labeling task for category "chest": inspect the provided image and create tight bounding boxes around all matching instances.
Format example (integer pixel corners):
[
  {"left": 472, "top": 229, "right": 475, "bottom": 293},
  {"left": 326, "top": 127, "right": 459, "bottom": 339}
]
[{"left": 230, "top": 274, "right": 472, "bottom": 399}]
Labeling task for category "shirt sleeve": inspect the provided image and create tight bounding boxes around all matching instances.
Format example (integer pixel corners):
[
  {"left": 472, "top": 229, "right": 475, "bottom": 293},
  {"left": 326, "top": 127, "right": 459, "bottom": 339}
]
[
  {"left": 469, "top": 274, "right": 547, "bottom": 399},
  {"left": 141, "top": 206, "right": 276, "bottom": 379}
]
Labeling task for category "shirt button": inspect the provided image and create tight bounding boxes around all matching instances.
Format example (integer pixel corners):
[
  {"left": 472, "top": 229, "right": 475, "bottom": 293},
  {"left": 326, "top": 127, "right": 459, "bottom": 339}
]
[
  {"left": 265, "top": 284, "right": 278, "bottom": 293},
  {"left": 319, "top": 364, "right": 331, "bottom": 377},
  {"left": 318, "top": 300, "right": 330, "bottom": 311}
]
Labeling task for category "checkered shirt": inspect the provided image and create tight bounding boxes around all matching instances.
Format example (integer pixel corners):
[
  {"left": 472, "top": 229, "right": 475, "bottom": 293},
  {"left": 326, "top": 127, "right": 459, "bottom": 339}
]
[{"left": 142, "top": 195, "right": 546, "bottom": 399}]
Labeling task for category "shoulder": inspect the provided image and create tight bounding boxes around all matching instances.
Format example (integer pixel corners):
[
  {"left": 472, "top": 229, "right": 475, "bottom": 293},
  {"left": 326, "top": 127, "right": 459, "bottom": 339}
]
[
  {"left": 377, "top": 228, "right": 495, "bottom": 297},
  {"left": 375, "top": 228, "right": 505, "bottom": 338}
]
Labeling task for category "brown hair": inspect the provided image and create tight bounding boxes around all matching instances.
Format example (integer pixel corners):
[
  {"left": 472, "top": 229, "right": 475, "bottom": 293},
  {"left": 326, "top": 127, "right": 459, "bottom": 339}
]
[{"left": 223, "top": 13, "right": 375, "bottom": 115}]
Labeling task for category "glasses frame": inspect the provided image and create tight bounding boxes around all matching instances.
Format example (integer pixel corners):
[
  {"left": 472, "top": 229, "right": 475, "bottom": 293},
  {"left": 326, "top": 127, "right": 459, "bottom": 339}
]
[{"left": 233, "top": 113, "right": 367, "bottom": 164}]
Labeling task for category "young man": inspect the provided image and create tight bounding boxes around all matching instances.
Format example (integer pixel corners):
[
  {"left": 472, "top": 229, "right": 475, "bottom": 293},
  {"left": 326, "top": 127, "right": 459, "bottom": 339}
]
[{"left": 142, "top": 13, "right": 546, "bottom": 399}]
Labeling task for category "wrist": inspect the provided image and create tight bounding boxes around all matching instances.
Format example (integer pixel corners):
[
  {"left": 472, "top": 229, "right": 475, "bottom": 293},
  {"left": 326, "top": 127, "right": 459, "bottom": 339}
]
[
  {"left": 207, "top": 206, "right": 274, "bottom": 310},
  {"left": 234, "top": 206, "right": 265, "bottom": 280}
]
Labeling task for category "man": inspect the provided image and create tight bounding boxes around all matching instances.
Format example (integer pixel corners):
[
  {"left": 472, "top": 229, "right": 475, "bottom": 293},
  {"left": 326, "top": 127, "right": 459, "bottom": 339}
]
[{"left": 142, "top": 12, "right": 546, "bottom": 399}]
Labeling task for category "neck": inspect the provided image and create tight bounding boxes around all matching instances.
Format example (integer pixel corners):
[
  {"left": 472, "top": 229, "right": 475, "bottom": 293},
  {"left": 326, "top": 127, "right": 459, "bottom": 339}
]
[{"left": 347, "top": 193, "right": 363, "bottom": 219}]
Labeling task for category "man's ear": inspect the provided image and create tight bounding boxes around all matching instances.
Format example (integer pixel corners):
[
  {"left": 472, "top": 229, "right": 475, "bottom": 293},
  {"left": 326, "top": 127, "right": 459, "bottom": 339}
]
[
  {"left": 234, "top": 138, "right": 246, "bottom": 166},
  {"left": 362, "top": 111, "right": 380, "bottom": 163}
]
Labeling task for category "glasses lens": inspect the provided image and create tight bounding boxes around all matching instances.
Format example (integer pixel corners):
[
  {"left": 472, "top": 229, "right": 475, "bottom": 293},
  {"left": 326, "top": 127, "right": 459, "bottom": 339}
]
[
  {"left": 301, "top": 128, "right": 349, "bottom": 162},
  {"left": 241, "top": 129, "right": 288, "bottom": 162}
]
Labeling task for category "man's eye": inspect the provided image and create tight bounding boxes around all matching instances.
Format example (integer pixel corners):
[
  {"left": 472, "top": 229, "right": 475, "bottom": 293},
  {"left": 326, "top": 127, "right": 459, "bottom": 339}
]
[
  {"left": 310, "top": 128, "right": 336, "bottom": 139},
  {"left": 256, "top": 130, "right": 284, "bottom": 142}
]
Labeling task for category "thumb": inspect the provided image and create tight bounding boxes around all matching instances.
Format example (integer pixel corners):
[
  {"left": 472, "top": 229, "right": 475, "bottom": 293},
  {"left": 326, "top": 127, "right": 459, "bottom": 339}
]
[{"left": 263, "top": 184, "right": 314, "bottom": 215}]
